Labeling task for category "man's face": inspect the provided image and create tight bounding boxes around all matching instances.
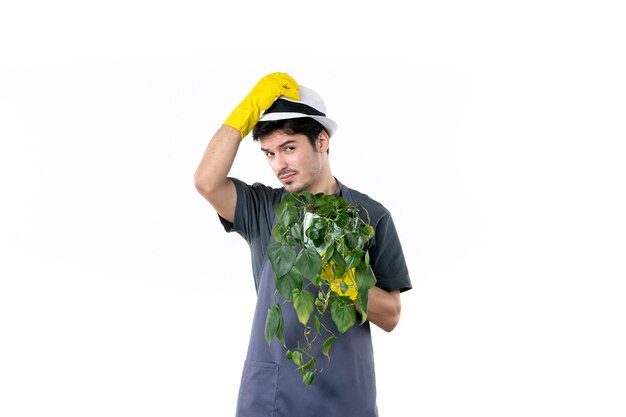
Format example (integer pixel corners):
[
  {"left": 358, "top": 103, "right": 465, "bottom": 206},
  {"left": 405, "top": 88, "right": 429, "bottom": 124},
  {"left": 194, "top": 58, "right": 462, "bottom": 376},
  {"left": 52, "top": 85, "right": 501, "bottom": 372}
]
[{"left": 260, "top": 131, "right": 324, "bottom": 193}]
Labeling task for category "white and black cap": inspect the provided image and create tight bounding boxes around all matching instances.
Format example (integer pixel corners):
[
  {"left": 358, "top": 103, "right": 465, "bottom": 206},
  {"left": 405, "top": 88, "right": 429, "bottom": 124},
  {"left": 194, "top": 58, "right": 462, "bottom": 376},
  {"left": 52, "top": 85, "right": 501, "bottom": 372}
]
[{"left": 258, "top": 86, "right": 338, "bottom": 137}]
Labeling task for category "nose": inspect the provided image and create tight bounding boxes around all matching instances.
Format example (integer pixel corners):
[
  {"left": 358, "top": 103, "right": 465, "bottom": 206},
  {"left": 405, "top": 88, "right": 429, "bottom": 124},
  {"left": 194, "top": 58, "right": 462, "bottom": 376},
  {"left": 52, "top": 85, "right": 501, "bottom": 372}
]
[{"left": 270, "top": 153, "right": 288, "bottom": 172}]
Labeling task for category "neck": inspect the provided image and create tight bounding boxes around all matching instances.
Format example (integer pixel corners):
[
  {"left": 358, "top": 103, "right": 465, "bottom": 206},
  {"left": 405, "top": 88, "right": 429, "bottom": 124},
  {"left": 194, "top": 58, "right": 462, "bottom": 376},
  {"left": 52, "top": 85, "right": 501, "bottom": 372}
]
[{"left": 308, "top": 172, "right": 339, "bottom": 195}]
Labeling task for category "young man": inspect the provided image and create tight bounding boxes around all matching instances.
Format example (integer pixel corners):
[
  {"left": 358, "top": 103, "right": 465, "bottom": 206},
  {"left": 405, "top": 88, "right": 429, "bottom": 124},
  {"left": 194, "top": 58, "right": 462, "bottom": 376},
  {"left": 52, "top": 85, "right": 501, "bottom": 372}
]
[{"left": 194, "top": 73, "right": 412, "bottom": 417}]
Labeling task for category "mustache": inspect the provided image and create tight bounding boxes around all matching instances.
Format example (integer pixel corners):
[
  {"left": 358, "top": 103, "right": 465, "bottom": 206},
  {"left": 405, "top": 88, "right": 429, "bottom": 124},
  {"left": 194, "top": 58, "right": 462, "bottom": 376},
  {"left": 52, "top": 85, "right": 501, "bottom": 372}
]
[{"left": 278, "top": 169, "right": 298, "bottom": 178}]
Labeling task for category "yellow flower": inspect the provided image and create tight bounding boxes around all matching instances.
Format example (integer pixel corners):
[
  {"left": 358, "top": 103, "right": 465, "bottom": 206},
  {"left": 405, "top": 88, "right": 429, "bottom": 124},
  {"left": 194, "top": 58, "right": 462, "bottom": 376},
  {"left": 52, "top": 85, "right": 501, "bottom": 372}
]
[{"left": 320, "top": 262, "right": 358, "bottom": 300}]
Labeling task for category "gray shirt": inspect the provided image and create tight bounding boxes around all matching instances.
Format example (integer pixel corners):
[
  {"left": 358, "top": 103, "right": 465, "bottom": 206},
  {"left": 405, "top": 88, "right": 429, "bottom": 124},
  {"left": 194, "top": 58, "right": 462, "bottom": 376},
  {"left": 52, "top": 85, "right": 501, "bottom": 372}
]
[{"left": 219, "top": 177, "right": 412, "bottom": 294}]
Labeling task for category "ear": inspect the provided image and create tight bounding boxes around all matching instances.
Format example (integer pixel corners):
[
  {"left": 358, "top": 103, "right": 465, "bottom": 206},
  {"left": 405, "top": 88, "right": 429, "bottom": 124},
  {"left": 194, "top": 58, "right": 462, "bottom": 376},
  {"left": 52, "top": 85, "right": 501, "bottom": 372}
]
[{"left": 317, "top": 130, "right": 330, "bottom": 153}]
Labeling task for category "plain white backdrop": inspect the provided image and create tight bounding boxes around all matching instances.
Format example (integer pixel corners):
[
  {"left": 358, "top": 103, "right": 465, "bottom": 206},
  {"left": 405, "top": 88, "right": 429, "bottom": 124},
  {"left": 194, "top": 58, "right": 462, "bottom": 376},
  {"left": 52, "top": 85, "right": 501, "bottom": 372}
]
[{"left": 1, "top": 1, "right": 625, "bottom": 416}]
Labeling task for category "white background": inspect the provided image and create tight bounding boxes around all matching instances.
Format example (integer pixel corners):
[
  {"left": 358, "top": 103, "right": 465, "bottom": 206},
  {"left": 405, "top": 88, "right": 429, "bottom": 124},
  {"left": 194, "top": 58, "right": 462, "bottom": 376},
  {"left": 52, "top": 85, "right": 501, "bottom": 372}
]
[{"left": 1, "top": 1, "right": 625, "bottom": 416}]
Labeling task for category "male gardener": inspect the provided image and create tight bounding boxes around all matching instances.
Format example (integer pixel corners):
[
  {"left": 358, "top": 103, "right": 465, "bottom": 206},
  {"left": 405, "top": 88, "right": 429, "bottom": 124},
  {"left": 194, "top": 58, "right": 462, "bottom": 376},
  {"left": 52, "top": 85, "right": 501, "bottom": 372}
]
[{"left": 194, "top": 73, "right": 412, "bottom": 417}]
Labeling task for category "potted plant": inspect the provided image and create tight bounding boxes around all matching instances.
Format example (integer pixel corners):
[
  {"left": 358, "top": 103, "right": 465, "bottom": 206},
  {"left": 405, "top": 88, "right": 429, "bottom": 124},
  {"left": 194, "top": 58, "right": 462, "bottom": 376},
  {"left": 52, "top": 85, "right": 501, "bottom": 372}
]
[{"left": 265, "top": 191, "right": 377, "bottom": 385}]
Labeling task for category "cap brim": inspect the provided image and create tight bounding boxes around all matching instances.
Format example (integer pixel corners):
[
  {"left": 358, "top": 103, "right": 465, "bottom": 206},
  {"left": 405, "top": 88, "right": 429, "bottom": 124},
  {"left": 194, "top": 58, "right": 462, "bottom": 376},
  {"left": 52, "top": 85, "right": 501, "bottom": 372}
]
[{"left": 258, "top": 112, "right": 338, "bottom": 138}]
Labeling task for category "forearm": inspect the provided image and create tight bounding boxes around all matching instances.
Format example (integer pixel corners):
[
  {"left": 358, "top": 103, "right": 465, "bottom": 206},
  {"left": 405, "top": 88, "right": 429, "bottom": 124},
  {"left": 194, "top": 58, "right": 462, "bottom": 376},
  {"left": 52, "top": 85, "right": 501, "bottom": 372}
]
[
  {"left": 361, "top": 287, "right": 401, "bottom": 332},
  {"left": 194, "top": 125, "right": 240, "bottom": 193},
  {"left": 194, "top": 124, "right": 241, "bottom": 221}
]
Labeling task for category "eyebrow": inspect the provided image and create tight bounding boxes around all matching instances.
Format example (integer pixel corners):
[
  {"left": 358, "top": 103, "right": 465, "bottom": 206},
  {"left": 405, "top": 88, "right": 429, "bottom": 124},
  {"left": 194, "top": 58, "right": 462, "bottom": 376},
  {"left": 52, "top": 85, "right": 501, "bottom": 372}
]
[{"left": 260, "top": 139, "right": 297, "bottom": 153}]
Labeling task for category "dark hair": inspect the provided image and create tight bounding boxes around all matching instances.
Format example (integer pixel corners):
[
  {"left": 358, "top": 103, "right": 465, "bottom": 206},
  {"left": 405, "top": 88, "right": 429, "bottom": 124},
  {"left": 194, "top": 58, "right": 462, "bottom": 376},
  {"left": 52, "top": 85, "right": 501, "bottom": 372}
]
[{"left": 252, "top": 117, "right": 329, "bottom": 152}]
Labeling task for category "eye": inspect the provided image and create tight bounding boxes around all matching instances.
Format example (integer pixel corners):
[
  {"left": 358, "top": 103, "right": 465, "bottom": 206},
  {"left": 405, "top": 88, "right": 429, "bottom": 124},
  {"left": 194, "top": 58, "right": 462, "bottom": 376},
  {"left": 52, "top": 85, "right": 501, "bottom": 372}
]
[
  {"left": 284, "top": 146, "right": 295, "bottom": 152},
  {"left": 265, "top": 151, "right": 275, "bottom": 158}
]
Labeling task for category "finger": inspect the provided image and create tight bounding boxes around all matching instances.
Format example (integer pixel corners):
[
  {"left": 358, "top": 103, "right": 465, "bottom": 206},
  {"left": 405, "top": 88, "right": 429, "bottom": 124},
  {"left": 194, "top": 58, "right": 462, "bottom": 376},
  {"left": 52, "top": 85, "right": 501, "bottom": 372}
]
[{"left": 274, "top": 73, "right": 300, "bottom": 101}]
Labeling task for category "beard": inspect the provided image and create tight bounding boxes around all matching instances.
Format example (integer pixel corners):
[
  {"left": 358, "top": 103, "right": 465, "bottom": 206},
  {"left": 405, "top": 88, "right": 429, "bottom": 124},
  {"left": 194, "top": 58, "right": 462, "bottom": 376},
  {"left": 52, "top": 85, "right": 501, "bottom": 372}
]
[
  {"left": 284, "top": 181, "right": 308, "bottom": 194},
  {"left": 278, "top": 160, "right": 323, "bottom": 193}
]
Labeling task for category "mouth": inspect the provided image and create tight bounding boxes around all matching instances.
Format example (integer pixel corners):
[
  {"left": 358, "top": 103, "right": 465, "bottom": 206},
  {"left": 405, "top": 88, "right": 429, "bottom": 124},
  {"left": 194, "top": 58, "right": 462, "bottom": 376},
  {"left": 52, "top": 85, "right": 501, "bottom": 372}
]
[{"left": 279, "top": 170, "right": 297, "bottom": 183}]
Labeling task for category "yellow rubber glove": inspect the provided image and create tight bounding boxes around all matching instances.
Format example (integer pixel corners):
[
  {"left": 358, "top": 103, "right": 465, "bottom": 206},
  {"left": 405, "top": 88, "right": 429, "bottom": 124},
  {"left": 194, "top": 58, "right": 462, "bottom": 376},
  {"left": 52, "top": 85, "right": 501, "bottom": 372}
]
[
  {"left": 321, "top": 262, "right": 358, "bottom": 301},
  {"left": 224, "top": 72, "right": 300, "bottom": 139}
]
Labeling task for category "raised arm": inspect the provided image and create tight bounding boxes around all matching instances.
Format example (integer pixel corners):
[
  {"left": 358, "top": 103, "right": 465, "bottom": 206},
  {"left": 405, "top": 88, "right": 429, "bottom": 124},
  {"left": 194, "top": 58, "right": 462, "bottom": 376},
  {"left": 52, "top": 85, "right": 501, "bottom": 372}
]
[
  {"left": 194, "top": 125, "right": 241, "bottom": 223},
  {"left": 194, "top": 73, "right": 300, "bottom": 222}
]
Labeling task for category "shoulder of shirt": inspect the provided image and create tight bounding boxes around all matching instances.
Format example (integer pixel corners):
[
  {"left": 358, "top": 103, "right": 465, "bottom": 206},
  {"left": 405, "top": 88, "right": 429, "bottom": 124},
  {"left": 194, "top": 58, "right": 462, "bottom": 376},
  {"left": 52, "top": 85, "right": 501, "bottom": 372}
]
[
  {"left": 250, "top": 181, "right": 284, "bottom": 194},
  {"left": 229, "top": 177, "right": 284, "bottom": 195},
  {"left": 343, "top": 185, "right": 391, "bottom": 221}
]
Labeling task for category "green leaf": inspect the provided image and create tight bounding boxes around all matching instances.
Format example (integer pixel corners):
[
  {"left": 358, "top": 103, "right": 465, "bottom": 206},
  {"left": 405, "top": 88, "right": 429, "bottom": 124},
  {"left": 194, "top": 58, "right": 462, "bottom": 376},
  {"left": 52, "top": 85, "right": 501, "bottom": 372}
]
[
  {"left": 312, "top": 217, "right": 326, "bottom": 230},
  {"left": 285, "top": 235, "right": 297, "bottom": 247},
  {"left": 291, "top": 350, "right": 302, "bottom": 366},
  {"left": 290, "top": 222, "right": 303, "bottom": 242},
  {"left": 355, "top": 263, "right": 377, "bottom": 292},
  {"left": 331, "top": 249, "right": 346, "bottom": 268},
  {"left": 282, "top": 192, "right": 299, "bottom": 204},
  {"left": 323, "top": 242, "right": 335, "bottom": 262},
  {"left": 330, "top": 297, "right": 356, "bottom": 334},
  {"left": 335, "top": 212, "right": 348, "bottom": 228},
  {"left": 276, "top": 197, "right": 297, "bottom": 228},
  {"left": 303, "top": 371, "right": 315, "bottom": 385},
  {"left": 312, "top": 235, "right": 325, "bottom": 248},
  {"left": 264, "top": 304, "right": 285, "bottom": 347},
  {"left": 306, "top": 226, "right": 320, "bottom": 241},
  {"left": 354, "top": 264, "right": 376, "bottom": 324},
  {"left": 345, "top": 232, "right": 359, "bottom": 251},
  {"left": 276, "top": 308, "right": 286, "bottom": 347},
  {"left": 301, "top": 190, "right": 313, "bottom": 203},
  {"left": 272, "top": 224, "right": 286, "bottom": 243},
  {"left": 267, "top": 242, "right": 296, "bottom": 278},
  {"left": 275, "top": 268, "right": 303, "bottom": 302},
  {"left": 301, "top": 356, "right": 316, "bottom": 370},
  {"left": 359, "top": 224, "right": 375, "bottom": 240},
  {"left": 264, "top": 306, "right": 277, "bottom": 346},
  {"left": 322, "top": 335, "right": 336, "bottom": 359},
  {"left": 357, "top": 290, "right": 369, "bottom": 325},
  {"left": 316, "top": 207, "right": 334, "bottom": 217},
  {"left": 333, "top": 264, "right": 346, "bottom": 280},
  {"left": 313, "top": 315, "right": 321, "bottom": 334},
  {"left": 295, "top": 247, "right": 323, "bottom": 281},
  {"left": 345, "top": 249, "right": 364, "bottom": 270},
  {"left": 292, "top": 288, "right": 315, "bottom": 325},
  {"left": 314, "top": 276, "right": 325, "bottom": 287},
  {"left": 331, "top": 250, "right": 346, "bottom": 278},
  {"left": 316, "top": 201, "right": 335, "bottom": 216}
]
